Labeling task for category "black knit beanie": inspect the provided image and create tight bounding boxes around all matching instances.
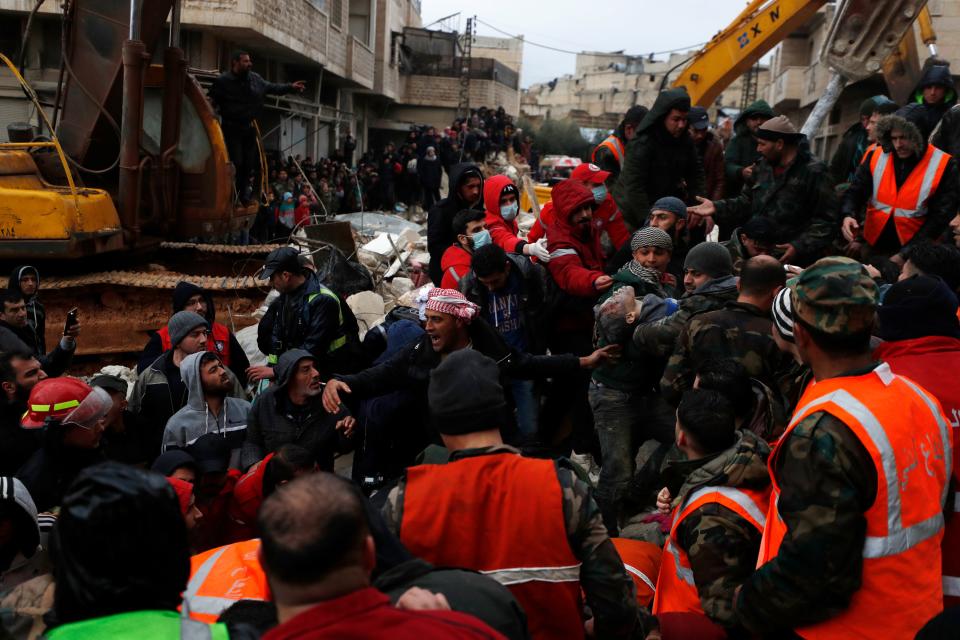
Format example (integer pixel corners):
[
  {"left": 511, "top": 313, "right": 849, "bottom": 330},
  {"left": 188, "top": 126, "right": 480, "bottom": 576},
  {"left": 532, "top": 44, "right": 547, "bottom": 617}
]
[
  {"left": 878, "top": 275, "right": 960, "bottom": 342},
  {"left": 428, "top": 349, "right": 507, "bottom": 435},
  {"left": 684, "top": 242, "right": 734, "bottom": 279}
]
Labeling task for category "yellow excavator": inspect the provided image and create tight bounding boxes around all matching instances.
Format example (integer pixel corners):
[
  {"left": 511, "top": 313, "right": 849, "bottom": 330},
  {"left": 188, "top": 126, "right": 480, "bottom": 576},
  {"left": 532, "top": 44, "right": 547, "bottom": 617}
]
[
  {"left": 672, "top": 0, "right": 941, "bottom": 135},
  {"left": 0, "top": 0, "right": 274, "bottom": 359}
]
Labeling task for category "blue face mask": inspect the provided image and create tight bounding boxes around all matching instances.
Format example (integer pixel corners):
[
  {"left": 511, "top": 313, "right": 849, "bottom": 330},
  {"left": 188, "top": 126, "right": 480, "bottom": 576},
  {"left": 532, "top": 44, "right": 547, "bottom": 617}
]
[
  {"left": 592, "top": 185, "right": 607, "bottom": 204},
  {"left": 470, "top": 229, "right": 492, "bottom": 250},
  {"left": 501, "top": 202, "right": 519, "bottom": 221}
]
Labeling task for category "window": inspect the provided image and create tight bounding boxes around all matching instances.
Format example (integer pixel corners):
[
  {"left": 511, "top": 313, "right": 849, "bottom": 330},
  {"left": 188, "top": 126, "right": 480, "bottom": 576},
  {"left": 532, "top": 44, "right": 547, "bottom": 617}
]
[
  {"left": 331, "top": 0, "right": 343, "bottom": 29},
  {"left": 306, "top": 0, "right": 326, "bottom": 12}
]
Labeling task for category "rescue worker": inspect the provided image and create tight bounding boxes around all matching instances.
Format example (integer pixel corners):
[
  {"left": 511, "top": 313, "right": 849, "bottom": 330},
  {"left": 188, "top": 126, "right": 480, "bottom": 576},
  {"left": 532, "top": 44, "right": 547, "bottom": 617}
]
[
  {"left": 209, "top": 50, "right": 305, "bottom": 201},
  {"left": 483, "top": 174, "right": 551, "bottom": 262},
  {"left": 613, "top": 88, "right": 704, "bottom": 231},
  {"left": 610, "top": 538, "right": 660, "bottom": 609},
  {"left": 259, "top": 473, "right": 503, "bottom": 639},
  {"left": 138, "top": 281, "right": 250, "bottom": 387},
  {"left": 652, "top": 389, "right": 770, "bottom": 635},
  {"left": 528, "top": 163, "right": 630, "bottom": 255},
  {"left": 911, "top": 61, "right": 956, "bottom": 140},
  {"left": 44, "top": 463, "right": 247, "bottom": 639},
  {"left": 183, "top": 538, "right": 269, "bottom": 624},
  {"left": 840, "top": 111, "right": 959, "bottom": 262},
  {"left": 689, "top": 116, "right": 841, "bottom": 266},
  {"left": 735, "top": 257, "right": 950, "bottom": 637},
  {"left": 661, "top": 255, "right": 790, "bottom": 406},
  {"left": 17, "top": 377, "right": 112, "bottom": 512},
  {"left": 723, "top": 100, "right": 774, "bottom": 198},
  {"left": 632, "top": 242, "right": 739, "bottom": 359},
  {"left": 380, "top": 349, "right": 640, "bottom": 639},
  {"left": 248, "top": 247, "right": 364, "bottom": 383},
  {"left": 440, "top": 209, "right": 489, "bottom": 290},
  {"left": 427, "top": 163, "right": 484, "bottom": 284},
  {"left": 872, "top": 274, "right": 960, "bottom": 609},
  {"left": 592, "top": 105, "right": 647, "bottom": 182}
]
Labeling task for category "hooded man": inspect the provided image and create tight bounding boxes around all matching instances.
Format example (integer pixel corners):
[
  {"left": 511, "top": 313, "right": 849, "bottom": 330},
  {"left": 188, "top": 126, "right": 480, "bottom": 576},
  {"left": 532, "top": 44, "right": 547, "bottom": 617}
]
[
  {"left": 163, "top": 352, "right": 251, "bottom": 469},
  {"left": 17, "top": 377, "right": 112, "bottom": 513},
  {"left": 7, "top": 266, "right": 44, "bottom": 355},
  {"left": 427, "top": 163, "right": 484, "bottom": 284},
  {"left": 689, "top": 115, "right": 840, "bottom": 266},
  {"left": 911, "top": 62, "right": 956, "bottom": 141},
  {"left": 241, "top": 349, "right": 351, "bottom": 471},
  {"left": 528, "top": 163, "right": 630, "bottom": 253},
  {"left": 613, "top": 88, "right": 704, "bottom": 231},
  {"left": 651, "top": 389, "right": 770, "bottom": 635},
  {"left": 418, "top": 146, "right": 443, "bottom": 211},
  {"left": 841, "top": 110, "right": 959, "bottom": 262},
  {"left": 131, "top": 311, "right": 245, "bottom": 455},
  {"left": 873, "top": 275, "right": 960, "bottom": 609},
  {"left": 440, "top": 209, "right": 489, "bottom": 290},
  {"left": 632, "top": 242, "right": 739, "bottom": 359},
  {"left": 723, "top": 99, "right": 774, "bottom": 198},
  {"left": 830, "top": 96, "right": 887, "bottom": 186},
  {"left": 139, "top": 281, "right": 250, "bottom": 385},
  {"left": 380, "top": 349, "right": 640, "bottom": 640},
  {"left": 592, "top": 105, "right": 648, "bottom": 183},
  {"left": 483, "top": 174, "right": 551, "bottom": 261}
]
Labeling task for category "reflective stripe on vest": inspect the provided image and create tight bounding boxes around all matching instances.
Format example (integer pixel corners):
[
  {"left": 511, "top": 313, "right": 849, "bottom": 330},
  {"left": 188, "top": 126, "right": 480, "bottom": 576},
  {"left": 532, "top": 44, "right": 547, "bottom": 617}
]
[
  {"left": 864, "top": 145, "right": 951, "bottom": 246},
  {"left": 624, "top": 563, "right": 656, "bottom": 592},
  {"left": 184, "top": 540, "right": 268, "bottom": 623},
  {"left": 592, "top": 135, "right": 624, "bottom": 166},
  {"left": 481, "top": 563, "right": 581, "bottom": 586},
  {"left": 549, "top": 248, "right": 578, "bottom": 260},
  {"left": 447, "top": 267, "right": 462, "bottom": 284},
  {"left": 309, "top": 287, "right": 348, "bottom": 353},
  {"left": 654, "top": 485, "right": 768, "bottom": 616},
  {"left": 758, "top": 362, "right": 948, "bottom": 638}
]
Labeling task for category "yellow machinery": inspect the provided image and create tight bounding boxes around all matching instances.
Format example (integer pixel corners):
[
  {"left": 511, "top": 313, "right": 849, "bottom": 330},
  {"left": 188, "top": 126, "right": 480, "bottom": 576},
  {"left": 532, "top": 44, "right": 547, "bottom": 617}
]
[{"left": 0, "top": 53, "right": 124, "bottom": 256}]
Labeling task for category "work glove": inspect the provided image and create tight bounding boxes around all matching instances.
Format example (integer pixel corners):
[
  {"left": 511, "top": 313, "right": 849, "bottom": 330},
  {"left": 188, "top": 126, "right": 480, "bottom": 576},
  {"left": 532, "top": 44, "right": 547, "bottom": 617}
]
[{"left": 525, "top": 238, "right": 551, "bottom": 262}]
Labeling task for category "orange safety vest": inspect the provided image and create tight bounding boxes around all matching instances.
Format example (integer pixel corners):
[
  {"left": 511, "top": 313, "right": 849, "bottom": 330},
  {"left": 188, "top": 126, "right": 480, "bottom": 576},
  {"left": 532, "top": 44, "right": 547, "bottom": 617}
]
[
  {"left": 756, "top": 363, "right": 951, "bottom": 639},
  {"left": 400, "top": 453, "right": 584, "bottom": 640},
  {"left": 591, "top": 135, "right": 624, "bottom": 168},
  {"left": 652, "top": 485, "right": 769, "bottom": 616},
  {"left": 611, "top": 538, "right": 660, "bottom": 608},
  {"left": 183, "top": 539, "right": 269, "bottom": 623},
  {"left": 159, "top": 321, "right": 233, "bottom": 366},
  {"left": 860, "top": 142, "right": 878, "bottom": 165},
  {"left": 863, "top": 144, "right": 951, "bottom": 247}
]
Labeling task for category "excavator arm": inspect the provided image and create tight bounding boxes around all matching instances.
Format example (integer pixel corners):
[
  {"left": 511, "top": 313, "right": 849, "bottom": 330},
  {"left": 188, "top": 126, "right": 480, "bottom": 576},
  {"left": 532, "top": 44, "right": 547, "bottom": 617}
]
[{"left": 673, "top": 0, "right": 828, "bottom": 107}]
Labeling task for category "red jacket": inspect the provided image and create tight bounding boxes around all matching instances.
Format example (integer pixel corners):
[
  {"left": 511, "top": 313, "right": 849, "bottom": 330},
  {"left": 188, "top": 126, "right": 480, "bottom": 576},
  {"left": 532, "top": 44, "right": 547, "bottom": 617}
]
[
  {"left": 224, "top": 453, "right": 275, "bottom": 544},
  {"left": 529, "top": 194, "right": 630, "bottom": 250},
  {"left": 263, "top": 587, "right": 504, "bottom": 640},
  {"left": 874, "top": 335, "right": 960, "bottom": 609},
  {"left": 440, "top": 245, "right": 473, "bottom": 290},
  {"left": 159, "top": 321, "right": 233, "bottom": 366},
  {"left": 483, "top": 175, "right": 526, "bottom": 254},
  {"left": 545, "top": 180, "right": 605, "bottom": 299}
]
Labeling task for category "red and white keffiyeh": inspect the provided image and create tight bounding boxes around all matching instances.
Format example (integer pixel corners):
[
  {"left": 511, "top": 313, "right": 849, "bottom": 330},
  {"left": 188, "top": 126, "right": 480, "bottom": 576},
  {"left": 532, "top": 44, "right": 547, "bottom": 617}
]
[{"left": 425, "top": 288, "right": 480, "bottom": 323}]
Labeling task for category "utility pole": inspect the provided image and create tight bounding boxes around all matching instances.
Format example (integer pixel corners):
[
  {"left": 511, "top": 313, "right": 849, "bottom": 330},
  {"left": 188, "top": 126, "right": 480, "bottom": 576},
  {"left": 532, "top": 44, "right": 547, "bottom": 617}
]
[{"left": 457, "top": 16, "right": 474, "bottom": 120}]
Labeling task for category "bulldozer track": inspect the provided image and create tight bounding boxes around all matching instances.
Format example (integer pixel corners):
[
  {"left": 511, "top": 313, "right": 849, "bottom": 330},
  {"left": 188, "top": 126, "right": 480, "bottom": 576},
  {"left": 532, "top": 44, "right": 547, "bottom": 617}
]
[
  {"left": 159, "top": 242, "right": 284, "bottom": 255},
  {"left": 42, "top": 270, "right": 264, "bottom": 291}
]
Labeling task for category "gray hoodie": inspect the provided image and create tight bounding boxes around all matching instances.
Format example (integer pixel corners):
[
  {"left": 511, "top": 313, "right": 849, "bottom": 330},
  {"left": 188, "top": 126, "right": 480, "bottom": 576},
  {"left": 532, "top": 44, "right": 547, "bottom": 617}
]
[{"left": 162, "top": 352, "right": 251, "bottom": 468}]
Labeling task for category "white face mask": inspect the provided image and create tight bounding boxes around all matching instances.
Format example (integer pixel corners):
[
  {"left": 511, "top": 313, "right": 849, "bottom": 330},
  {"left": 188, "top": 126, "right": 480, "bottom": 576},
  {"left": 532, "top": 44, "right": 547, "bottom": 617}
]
[{"left": 501, "top": 202, "right": 519, "bottom": 221}]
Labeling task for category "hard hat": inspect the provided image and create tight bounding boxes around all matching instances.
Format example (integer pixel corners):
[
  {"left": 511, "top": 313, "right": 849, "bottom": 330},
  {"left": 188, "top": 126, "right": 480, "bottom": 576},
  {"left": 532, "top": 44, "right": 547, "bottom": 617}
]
[{"left": 21, "top": 377, "right": 112, "bottom": 430}]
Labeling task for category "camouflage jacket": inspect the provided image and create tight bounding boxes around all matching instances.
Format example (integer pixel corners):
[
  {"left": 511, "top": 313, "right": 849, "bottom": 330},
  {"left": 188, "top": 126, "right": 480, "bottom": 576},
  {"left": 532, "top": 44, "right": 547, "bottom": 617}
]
[
  {"left": 735, "top": 382, "right": 878, "bottom": 633},
  {"left": 660, "top": 301, "right": 794, "bottom": 407},
  {"left": 632, "top": 276, "right": 739, "bottom": 359},
  {"left": 380, "top": 445, "right": 642, "bottom": 639},
  {"left": 667, "top": 430, "right": 771, "bottom": 628},
  {"left": 714, "top": 147, "right": 840, "bottom": 262},
  {"left": 721, "top": 228, "right": 748, "bottom": 275}
]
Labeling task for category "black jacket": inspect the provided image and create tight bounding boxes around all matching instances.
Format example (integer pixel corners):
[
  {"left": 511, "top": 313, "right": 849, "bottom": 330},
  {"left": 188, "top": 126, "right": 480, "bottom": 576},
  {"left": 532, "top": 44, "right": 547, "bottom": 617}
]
[
  {"left": 829, "top": 122, "right": 868, "bottom": 186},
  {"left": 8, "top": 266, "right": 44, "bottom": 355},
  {"left": 209, "top": 70, "right": 298, "bottom": 128},
  {"left": 137, "top": 281, "right": 250, "bottom": 385},
  {"left": 911, "top": 63, "right": 957, "bottom": 141},
  {"left": 427, "top": 163, "right": 484, "bottom": 283},
  {"left": 613, "top": 89, "right": 704, "bottom": 230},
  {"left": 0, "top": 322, "right": 73, "bottom": 378},
  {"left": 460, "top": 254, "right": 555, "bottom": 355},
  {"left": 17, "top": 441, "right": 104, "bottom": 512},
  {"left": 418, "top": 156, "right": 443, "bottom": 190},
  {"left": 0, "top": 400, "right": 40, "bottom": 476}
]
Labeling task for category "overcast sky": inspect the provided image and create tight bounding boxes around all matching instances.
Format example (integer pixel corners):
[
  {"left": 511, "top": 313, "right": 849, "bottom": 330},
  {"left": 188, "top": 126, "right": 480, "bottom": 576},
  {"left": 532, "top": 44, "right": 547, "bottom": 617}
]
[{"left": 420, "top": 0, "right": 754, "bottom": 87}]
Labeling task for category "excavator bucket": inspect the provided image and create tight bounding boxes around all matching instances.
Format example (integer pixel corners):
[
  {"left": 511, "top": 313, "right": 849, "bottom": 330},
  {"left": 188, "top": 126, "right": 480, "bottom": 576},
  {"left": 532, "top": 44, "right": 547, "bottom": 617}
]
[{"left": 821, "top": 0, "right": 929, "bottom": 82}]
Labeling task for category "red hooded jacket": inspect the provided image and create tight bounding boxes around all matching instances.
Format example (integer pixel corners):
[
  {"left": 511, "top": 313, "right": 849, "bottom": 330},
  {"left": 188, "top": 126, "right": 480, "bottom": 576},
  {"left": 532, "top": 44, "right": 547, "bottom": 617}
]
[
  {"left": 224, "top": 453, "right": 276, "bottom": 544},
  {"left": 483, "top": 175, "right": 527, "bottom": 254},
  {"left": 529, "top": 193, "right": 630, "bottom": 250},
  {"left": 545, "top": 180, "right": 605, "bottom": 298},
  {"left": 440, "top": 244, "right": 473, "bottom": 290}
]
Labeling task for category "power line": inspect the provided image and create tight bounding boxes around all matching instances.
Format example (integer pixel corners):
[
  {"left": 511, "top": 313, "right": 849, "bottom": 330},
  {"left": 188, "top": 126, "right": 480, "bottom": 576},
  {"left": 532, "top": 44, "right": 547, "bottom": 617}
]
[{"left": 474, "top": 18, "right": 707, "bottom": 58}]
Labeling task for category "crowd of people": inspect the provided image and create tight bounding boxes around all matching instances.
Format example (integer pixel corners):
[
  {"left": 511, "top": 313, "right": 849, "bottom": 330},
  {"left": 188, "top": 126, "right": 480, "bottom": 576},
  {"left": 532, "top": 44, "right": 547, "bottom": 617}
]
[{"left": 2, "top": 56, "right": 960, "bottom": 640}]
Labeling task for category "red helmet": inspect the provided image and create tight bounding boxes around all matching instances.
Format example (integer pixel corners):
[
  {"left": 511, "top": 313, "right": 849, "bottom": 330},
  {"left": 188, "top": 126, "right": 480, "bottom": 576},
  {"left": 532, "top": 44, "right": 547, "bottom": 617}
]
[{"left": 21, "top": 377, "right": 111, "bottom": 430}]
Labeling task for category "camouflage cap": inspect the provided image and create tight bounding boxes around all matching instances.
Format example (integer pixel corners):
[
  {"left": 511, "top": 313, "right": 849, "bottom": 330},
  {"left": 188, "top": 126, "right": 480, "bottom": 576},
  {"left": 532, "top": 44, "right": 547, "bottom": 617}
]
[{"left": 792, "top": 256, "right": 878, "bottom": 335}]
